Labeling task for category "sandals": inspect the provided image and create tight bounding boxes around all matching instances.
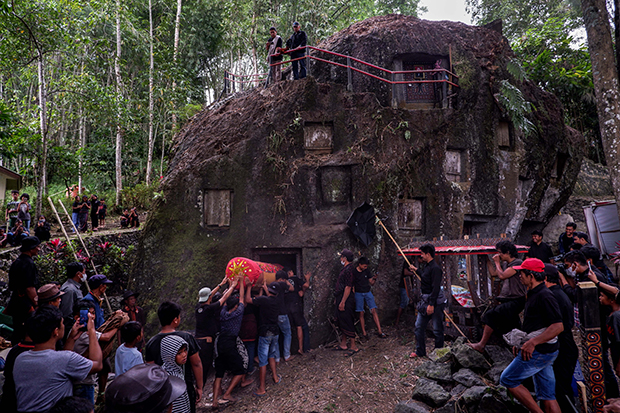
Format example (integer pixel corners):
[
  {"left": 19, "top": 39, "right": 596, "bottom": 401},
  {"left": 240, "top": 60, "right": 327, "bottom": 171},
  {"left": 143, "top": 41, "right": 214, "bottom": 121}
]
[{"left": 378, "top": 333, "right": 387, "bottom": 339}]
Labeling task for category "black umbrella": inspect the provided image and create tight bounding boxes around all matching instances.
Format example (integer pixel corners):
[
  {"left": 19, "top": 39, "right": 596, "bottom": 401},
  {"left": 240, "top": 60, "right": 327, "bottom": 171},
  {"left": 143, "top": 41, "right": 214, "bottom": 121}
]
[{"left": 346, "top": 202, "right": 376, "bottom": 247}]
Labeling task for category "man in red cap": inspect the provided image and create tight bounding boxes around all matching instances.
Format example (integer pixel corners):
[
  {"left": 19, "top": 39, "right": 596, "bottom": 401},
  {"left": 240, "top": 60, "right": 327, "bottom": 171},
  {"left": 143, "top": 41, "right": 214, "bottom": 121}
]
[{"left": 499, "top": 258, "right": 564, "bottom": 413}]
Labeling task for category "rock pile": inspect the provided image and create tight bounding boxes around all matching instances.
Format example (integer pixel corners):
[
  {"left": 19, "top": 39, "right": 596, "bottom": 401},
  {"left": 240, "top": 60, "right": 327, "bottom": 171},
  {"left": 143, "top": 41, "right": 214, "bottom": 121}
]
[{"left": 394, "top": 338, "right": 527, "bottom": 413}]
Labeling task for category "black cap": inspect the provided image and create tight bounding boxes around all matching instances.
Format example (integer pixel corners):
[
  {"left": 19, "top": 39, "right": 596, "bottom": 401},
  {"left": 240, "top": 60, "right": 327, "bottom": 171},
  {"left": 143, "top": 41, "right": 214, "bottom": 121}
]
[
  {"left": 340, "top": 249, "right": 354, "bottom": 262},
  {"left": 20, "top": 236, "right": 41, "bottom": 252},
  {"left": 105, "top": 364, "right": 186, "bottom": 413},
  {"left": 89, "top": 274, "right": 113, "bottom": 289},
  {"left": 123, "top": 290, "right": 139, "bottom": 301},
  {"left": 268, "top": 282, "right": 280, "bottom": 295}
]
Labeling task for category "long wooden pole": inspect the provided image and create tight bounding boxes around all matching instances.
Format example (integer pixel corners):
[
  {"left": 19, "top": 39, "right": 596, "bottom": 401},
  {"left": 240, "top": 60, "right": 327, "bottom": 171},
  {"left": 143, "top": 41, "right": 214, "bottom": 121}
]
[
  {"left": 376, "top": 217, "right": 474, "bottom": 344},
  {"left": 56, "top": 199, "right": 112, "bottom": 313},
  {"left": 47, "top": 197, "right": 92, "bottom": 295}
]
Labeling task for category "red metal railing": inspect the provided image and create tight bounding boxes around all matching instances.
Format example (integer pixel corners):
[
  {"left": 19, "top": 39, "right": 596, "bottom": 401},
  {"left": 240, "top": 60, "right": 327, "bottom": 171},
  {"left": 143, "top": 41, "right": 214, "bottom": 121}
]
[{"left": 223, "top": 45, "right": 459, "bottom": 106}]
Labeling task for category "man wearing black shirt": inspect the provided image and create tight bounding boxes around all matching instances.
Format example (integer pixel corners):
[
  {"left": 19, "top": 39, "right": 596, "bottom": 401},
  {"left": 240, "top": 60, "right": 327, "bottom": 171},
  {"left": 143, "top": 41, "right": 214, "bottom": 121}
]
[
  {"left": 334, "top": 249, "right": 358, "bottom": 352},
  {"left": 6, "top": 236, "right": 41, "bottom": 342},
  {"left": 410, "top": 244, "right": 444, "bottom": 358},
  {"left": 527, "top": 230, "right": 553, "bottom": 263},
  {"left": 558, "top": 222, "right": 576, "bottom": 255},
  {"left": 253, "top": 282, "right": 282, "bottom": 396},
  {"left": 353, "top": 257, "right": 386, "bottom": 339},
  {"left": 285, "top": 268, "right": 311, "bottom": 354},
  {"left": 195, "top": 277, "right": 235, "bottom": 386},
  {"left": 544, "top": 264, "right": 578, "bottom": 412},
  {"left": 287, "top": 22, "right": 307, "bottom": 79},
  {"left": 500, "top": 258, "right": 563, "bottom": 413}
]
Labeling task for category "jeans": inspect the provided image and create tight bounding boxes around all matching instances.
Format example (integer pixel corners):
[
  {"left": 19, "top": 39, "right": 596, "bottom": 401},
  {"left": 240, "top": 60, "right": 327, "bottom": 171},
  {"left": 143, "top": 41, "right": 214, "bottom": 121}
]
[
  {"left": 500, "top": 350, "right": 559, "bottom": 400},
  {"left": 258, "top": 334, "right": 279, "bottom": 367},
  {"left": 355, "top": 292, "right": 377, "bottom": 312},
  {"left": 414, "top": 303, "right": 444, "bottom": 357},
  {"left": 277, "top": 314, "right": 292, "bottom": 361},
  {"left": 291, "top": 53, "right": 306, "bottom": 79},
  {"left": 244, "top": 339, "right": 256, "bottom": 372},
  {"left": 400, "top": 288, "right": 410, "bottom": 309},
  {"left": 71, "top": 212, "right": 78, "bottom": 231},
  {"left": 22, "top": 220, "right": 30, "bottom": 231},
  {"left": 74, "top": 383, "right": 95, "bottom": 405}
]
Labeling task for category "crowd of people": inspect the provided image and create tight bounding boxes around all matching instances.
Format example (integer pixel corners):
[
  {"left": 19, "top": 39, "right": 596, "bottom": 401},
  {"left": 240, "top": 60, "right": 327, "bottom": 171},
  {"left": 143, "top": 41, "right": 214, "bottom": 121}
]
[
  {"left": 2, "top": 190, "right": 51, "bottom": 248},
  {"left": 70, "top": 194, "right": 107, "bottom": 232},
  {"left": 1, "top": 218, "right": 618, "bottom": 413},
  {"left": 0, "top": 235, "right": 312, "bottom": 412}
]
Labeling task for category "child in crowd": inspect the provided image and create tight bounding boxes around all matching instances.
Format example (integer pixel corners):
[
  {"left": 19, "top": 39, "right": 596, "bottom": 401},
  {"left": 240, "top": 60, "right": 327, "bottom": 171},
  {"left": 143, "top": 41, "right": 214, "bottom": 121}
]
[
  {"left": 115, "top": 321, "right": 144, "bottom": 376},
  {"left": 17, "top": 193, "right": 31, "bottom": 231},
  {"left": 601, "top": 290, "right": 620, "bottom": 377},
  {"left": 161, "top": 335, "right": 191, "bottom": 413},
  {"left": 0, "top": 228, "right": 7, "bottom": 248},
  {"left": 98, "top": 199, "right": 107, "bottom": 228}
]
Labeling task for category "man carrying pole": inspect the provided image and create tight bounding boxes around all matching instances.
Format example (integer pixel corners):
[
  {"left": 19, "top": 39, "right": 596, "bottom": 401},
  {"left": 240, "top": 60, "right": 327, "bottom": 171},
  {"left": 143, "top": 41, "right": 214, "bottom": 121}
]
[{"left": 409, "top": 243, "right": 446, "bottom": 358}]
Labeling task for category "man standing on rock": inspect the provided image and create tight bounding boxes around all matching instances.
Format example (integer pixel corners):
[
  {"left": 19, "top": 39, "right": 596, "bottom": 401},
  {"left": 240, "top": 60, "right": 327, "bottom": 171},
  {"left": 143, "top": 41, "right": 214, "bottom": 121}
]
[
  {"left": 409, "top": 243, "right": 445, "bottom": 358},
  {"left": 500, "top": 258, "right": 563, "bottom": 413},
  {"left": 287, "top": 22, "right": 307, "bottom": 80},
  {"left": 266, "top": 27, "right": 283, "bottom": 84},
  {"left": 334, "top": 249, "right": 358, "bottom": 353},
  {"left": 469, "top": 240, "right": 525, "bottom": 353}
]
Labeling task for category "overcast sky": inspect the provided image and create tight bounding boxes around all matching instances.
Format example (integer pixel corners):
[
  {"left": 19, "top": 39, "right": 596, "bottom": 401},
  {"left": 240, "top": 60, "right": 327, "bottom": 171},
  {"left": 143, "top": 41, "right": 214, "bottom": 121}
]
[{"left": 421, "top": 0, "right": 472, "bottom": 24}]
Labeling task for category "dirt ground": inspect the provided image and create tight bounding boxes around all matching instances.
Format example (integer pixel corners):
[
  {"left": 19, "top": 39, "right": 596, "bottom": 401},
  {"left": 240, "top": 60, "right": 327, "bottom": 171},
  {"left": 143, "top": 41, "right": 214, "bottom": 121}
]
[{"left": 196, "top": 317, "right": 434, "bottom": 413}]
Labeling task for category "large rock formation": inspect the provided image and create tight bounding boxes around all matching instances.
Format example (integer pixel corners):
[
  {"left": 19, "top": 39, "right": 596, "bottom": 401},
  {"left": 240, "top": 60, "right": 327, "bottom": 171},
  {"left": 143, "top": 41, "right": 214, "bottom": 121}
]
[{"left": 133, "top": 15, "right": 584, "bottom": 341}]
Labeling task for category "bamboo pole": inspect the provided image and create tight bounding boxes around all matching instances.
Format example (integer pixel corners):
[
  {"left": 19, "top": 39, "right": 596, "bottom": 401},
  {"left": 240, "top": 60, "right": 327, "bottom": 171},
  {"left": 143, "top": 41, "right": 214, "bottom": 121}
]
[
  {"left": 56, "top": 199, "right": 113, "bottom": 313},
  {"left": 47, "top": 197, "right": 92, "bottom": 295},
  {"left": 376, "top": 217, "right": 476, "bottom": 346}
]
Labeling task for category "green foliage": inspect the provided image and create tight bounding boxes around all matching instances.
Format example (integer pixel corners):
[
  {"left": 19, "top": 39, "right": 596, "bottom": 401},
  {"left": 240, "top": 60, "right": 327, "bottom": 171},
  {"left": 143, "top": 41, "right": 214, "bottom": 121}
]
[
  {"left": 496, "top": 80, "right": 535, "bottom": 136},
  {"left": 119, "top": 182, "right": 161, "bottom": 210},
  {"left": 512, "top": 16, "right": 601, "bottom": 160},
  {"left": 465, "top": 0, "right": 581, "bottom": 42},
  {"left": 35, "top": 238, "right": 135, "bottom": 288}
]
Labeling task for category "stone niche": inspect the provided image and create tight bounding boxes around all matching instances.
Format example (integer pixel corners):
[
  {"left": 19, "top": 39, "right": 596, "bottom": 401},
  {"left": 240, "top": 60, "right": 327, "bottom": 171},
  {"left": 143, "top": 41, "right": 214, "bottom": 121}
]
[
  {"left": 304, "top": 122, "right": 333, "bottom": 154},
  {"left": 398, "top": 199, "right": 424, "bottom": 235},
  {"left": 444, "top": 150, "right": 462, "bottom": 182},
  {"left": 203, "top": 189, "right": 233, "bottom": 227},
  {"left": 319, "top": 166, "right": 351, "bottom": 207}
]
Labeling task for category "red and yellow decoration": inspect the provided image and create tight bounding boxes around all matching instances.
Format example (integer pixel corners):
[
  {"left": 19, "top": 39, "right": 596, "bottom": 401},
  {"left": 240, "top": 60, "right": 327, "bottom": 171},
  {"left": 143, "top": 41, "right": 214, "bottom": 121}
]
[{"left": 225, "top": 257, "right": 282, "bottom": 288}]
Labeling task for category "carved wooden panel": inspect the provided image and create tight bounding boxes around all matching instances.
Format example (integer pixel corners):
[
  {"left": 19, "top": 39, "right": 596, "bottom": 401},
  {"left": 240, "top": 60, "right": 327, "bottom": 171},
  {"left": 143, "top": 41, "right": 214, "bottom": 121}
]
[
  {"left": 304, "top": 123, "right": 333, "bottom": 154},
  {"left": 204, "top": 190, "right": 232, "bottom": 227},
  {"left": 497, "top": 121, "right": 510, "bottom": 148},
  {"left": 445, "top": 150, "right": 461, "bottom": 182}
]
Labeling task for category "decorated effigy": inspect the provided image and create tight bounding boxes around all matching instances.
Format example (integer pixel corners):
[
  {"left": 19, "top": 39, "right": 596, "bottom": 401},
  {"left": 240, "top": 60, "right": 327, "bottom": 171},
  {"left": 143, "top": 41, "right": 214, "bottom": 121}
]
[{"left": 225, "top": 257, "right": 282, "bottom": 288}]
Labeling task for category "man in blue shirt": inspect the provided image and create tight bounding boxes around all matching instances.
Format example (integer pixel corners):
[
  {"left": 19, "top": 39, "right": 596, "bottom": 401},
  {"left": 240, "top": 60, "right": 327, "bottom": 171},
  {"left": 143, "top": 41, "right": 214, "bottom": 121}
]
[{"left": 83, "top": 274, "right": 112, "bottom": 329}]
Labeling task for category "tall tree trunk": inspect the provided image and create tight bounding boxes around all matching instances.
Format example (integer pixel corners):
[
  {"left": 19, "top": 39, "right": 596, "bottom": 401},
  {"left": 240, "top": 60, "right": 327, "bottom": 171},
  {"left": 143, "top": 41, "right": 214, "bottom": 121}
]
[
  {"left": 615, "top": 0, "right": 620, "bottom": 80},
  {"left": 146, "top": 0, "right": 155, "bottom": 185},
  {"left": 78, "top": 107, "right": 85, "bottom": 195},
  {"left": 36, "top": 54, "right": 48, "bottom": 218},
  {"left": 171, "top": 0, "right": 182, "bottom": 133},
  {"left": 114, "top": 0, "right": 123, "bottom": 205},
  {"left": 581, "top": 0, "right": 620, "bottom": 221}
]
